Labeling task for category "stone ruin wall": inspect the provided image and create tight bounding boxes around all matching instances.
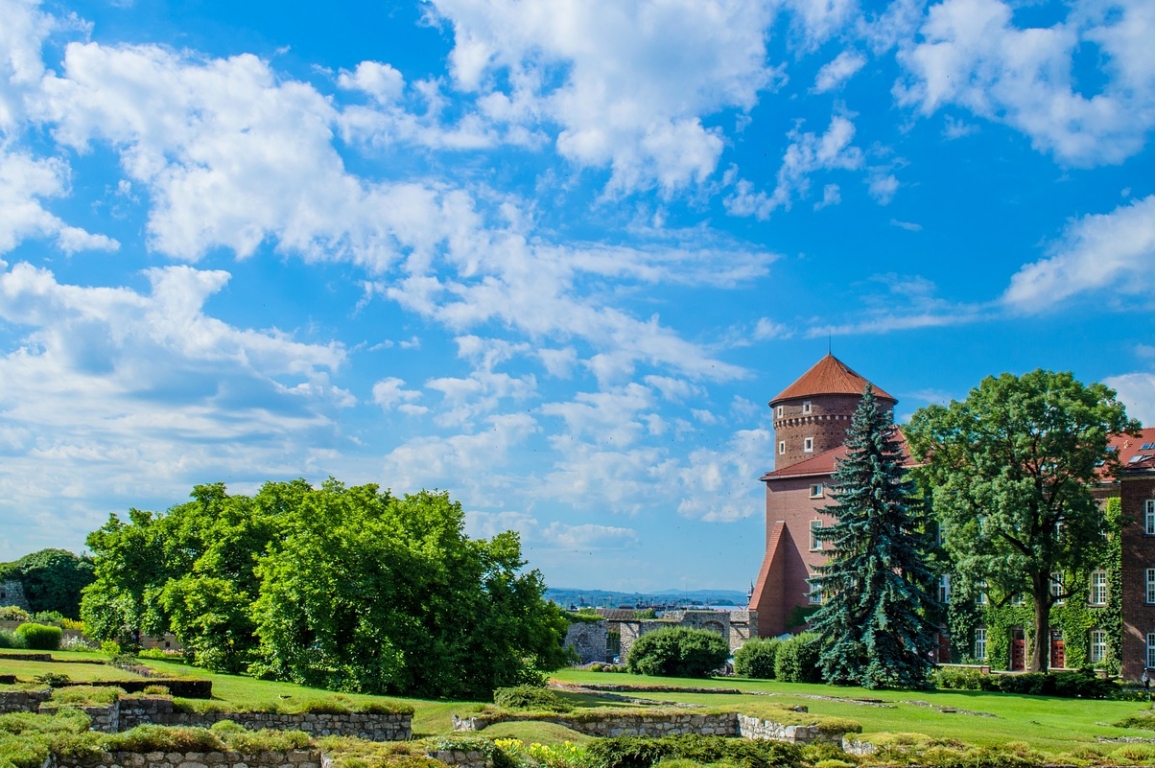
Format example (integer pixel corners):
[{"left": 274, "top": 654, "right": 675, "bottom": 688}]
[
  {"left": 567, "top": 609, "right": 758, "bottom": 661},
  {"left": 0, "top": 581, "right": 30, "bottom": 611},
  {"left": 0, "top": 693, "right": 411, "bottom": 742}
]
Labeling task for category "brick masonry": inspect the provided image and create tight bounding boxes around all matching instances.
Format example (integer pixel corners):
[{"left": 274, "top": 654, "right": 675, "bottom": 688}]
[{"left": 1121, "top": 470, "right": 1155, "bottom": 680}]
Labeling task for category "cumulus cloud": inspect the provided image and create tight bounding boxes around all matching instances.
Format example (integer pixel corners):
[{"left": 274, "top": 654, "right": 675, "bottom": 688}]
[
  {"left": 0, "top": 261, "right": 350, "bottom": 549},
  {"left": 0, "top": 147, "right": 118, "bottom": 254},
  {"left": 1104, "top": 372, "right": 1155, "bottom": 427},
  {"left": 1003, "top": 194, "right": 1155, "bottom": 311},
  {"left": 896, "top": 0, "right": 1155, "bottom": 166},
  {"left": 33, "top": 42, "right": 454, "bottom": 269},
  {"left": 427, "top": 0, "right": 779, "bottom": 194},
  {"left": 813, "top": 50, "right": 867, "bottom": 92},
  {"left": 677, "top": 428, "right": 771, "bottom": 521}
]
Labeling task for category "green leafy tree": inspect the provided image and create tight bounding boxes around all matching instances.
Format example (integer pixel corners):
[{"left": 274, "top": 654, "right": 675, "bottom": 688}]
[
  {"left": 624, "top": 626, "right": 729, "bottom": 678},
  {"left": 907, "top": 370, "right": 1138, "bottom": 673},
  {"left": 249, "top": 482, "right": 569, "bottom": 699},
  {"left": 0, "top": 549, "right": 94, "bottom": 618},
  {"left": 810, "top": 385, "right": 940, "bottom": 689}
]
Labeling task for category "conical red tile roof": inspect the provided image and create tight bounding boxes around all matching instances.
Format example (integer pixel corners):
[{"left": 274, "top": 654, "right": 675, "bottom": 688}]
[{"left": 770, "top": 353, "right": 895, "bottom": 404}]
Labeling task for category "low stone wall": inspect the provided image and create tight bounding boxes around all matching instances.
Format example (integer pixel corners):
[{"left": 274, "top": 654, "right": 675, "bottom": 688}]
[
  {"left": 452, "top": 711, "right": 842, "bottom": 745},
  {"left": 52, "top": 748, "right": 321, "bottom": 768},
  {"left": 0, "top": 694, "right": 410, "bottom": 742},
  {"left": 119, "top": 699, "right": 411, "bottom": 742},
  {"left": 0, "top": 689, "right": 51, "bottom": 713},
  {"left": 39, "top": 703, "right": 120, "bottom": 733},
  {"left": 736, "top": 714, "right": 833, "bottom": 745}
]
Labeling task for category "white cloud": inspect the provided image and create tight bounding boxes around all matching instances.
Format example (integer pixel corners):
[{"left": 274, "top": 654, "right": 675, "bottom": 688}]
[
  {"left": 753, "top": 317, "right": 790, "bottom": 340},
  {"left": 428, "top": 0, "right": 779, "bottom": 194},
  {"left": 813, "top": 50, "right": 867, "bottom": 92},
  {"left": 0, "top": 0, "right": 52, "bottom": 130},
  {"left": 372, "top": 377, "right": 424, "bottom": 412},
  {"left": 0, "top": 261, "right": 350, "bottom": 547},
  {"left": 814, "top": 183, "right": 841, "bottom": 210},
  {"left": 0, "top": 147, "right": 118, "bottom": 254},
  {"left": 337, "top": 61, "right": 405, "bottom": 105},
  {"left": 890, "top": 218, "right": 922, "bottom": 231},
  {"left": 725, "top": 114, "right": 864, "bottom": 218},
  {"left": 1003, "top": 194, "right": 1155, "bottom": 312},
  {"left": 541, "top": 522, "right": 639, "bottom": 550},
  {"left": 380, "top": 412, "right": 538, "bottom": 494},
  {"left": 867, "top": 172, "right": 899, "bottom": 204},
  {"left": 782, "top": 0, "right": 859, "bottom": 48},
  {"left": 896, "top": 0, "right": 1155, "bottom": 167},
  {"left": 676, "top": 428, "right": 771, "bottom": 521},
  {"left": 541, "top": 384, "right": 655, "bottom": 447},
  {"left": 34, "top": 42, "right": 456, "bottom": 270},
  {"left": 1104, "top": 372, "right": 1155, "bottom": 427}
]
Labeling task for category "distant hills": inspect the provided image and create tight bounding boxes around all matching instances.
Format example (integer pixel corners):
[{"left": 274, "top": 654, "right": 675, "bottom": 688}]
[{"left": 546, "top": 587, "right": 748, "bottom": 609}]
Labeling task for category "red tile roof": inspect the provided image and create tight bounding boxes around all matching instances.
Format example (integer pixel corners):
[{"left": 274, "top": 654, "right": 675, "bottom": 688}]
[
  {"left": 761, "top": 429, "right": 911, "bottom": 481},
  {"left": 1110, "top": 428, "right": 1155, "bottom": 474},
  {"left": 771, "top": 353, "right": 896, "bottom": 405}
]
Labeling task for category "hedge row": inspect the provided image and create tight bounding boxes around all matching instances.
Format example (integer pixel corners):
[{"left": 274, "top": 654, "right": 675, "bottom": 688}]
[{"left": 934, "top": 667, "right": 1115, "bottom": 698}]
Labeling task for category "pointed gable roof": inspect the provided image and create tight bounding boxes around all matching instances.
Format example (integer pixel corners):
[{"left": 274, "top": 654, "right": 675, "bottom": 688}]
[{"left": 770, "top": 353, "right": 895, "bottom": 405}]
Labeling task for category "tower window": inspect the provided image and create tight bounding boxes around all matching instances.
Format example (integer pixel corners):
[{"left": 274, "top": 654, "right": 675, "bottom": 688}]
[
  {"left": 778, "top": 441, "right": 785, "bottom": 455},
  {"left": 802, "top": 400, "right": 812, "bottom": 414},
  {"left": 776, "top": 405, "right": 784, "bottom": 418},
  {"left": 803, "top": 437, "right": 814, "bottom": 452}
]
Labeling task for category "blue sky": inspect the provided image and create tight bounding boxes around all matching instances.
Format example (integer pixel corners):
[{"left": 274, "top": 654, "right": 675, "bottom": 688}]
[{"left": 1, "top": 0, "right": 1153, "bottom": 592}]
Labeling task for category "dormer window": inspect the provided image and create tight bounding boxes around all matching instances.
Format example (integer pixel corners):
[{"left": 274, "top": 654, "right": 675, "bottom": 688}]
[{"left": 802, "top": 400, "right": 812, "bottom": 414}]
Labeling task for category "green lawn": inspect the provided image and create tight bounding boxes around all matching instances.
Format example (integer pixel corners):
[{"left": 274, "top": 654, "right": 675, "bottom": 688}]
[
  {"left": 551, "top": 669, "right": 1154, "bottom": 752},
  {"left": 2, "top": 653, "right": 1152, "bottom": 756}
]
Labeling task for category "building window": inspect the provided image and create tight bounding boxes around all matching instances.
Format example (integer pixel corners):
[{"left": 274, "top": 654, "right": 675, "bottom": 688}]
[
  {"left": 778, "top": 441, "right": 785, "bottom": 455},
  {"left": 807, "top": 579, "right": 823, "bottom": 605},
  {"left": 776, "top": 405, "right": 784, "bottom": 418},
  {"left": 974, "top": 628, "right": 987, "bottom": 660},
  {"left": 1090, "top": 630, "right": 1107, "bottom": 664},
  {"left": 1147, "top": 569, "right": 1155, "bottom": 605},
  {"left": 804, "top": 437, "right": 814, "bottom": 453},
  {"left": 802, "top": 400, "right": 812, "bottom": 414},
  {"left": 975, "top": 581, "right": 988, "bottom": 605},
  {"left": 1090, "top": 570, "right": 1108, "bottom": 606},
  {"left": 938, "top": 574, "right": 951, "bottom": 603},
  {"left": 1147, "top": 500, "right": 1155, "bottom": 535},
  {"left": 1050, "top": 572, "right": 1065, "bottom": 605},
  {"left": 810, "top": 520, "right": 823, "bottom": 551},
  {"left": 809, "top": 483, "right": 824, "bottom": 499},
  {"left": 1010, "top": 592, "right": 1025, "bottom": 606},
  {"left": 1148, "top": 633, "right": 1155, "bottom": 670}
]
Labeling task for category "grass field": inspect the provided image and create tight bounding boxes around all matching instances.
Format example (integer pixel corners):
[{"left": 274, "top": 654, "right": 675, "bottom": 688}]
[{"left": 2, "top": 652, "right": 1154, "bottom": 755}]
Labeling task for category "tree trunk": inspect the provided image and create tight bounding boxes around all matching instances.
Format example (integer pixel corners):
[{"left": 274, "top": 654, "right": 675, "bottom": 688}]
[{"left": 1031, "top": 572, "right": 1050, "bottom": 674}]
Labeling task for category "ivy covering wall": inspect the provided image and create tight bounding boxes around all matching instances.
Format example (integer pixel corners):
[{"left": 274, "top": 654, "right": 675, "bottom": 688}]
[{"left": 947, "top": 498, "right": 1123, "bottom": 673}]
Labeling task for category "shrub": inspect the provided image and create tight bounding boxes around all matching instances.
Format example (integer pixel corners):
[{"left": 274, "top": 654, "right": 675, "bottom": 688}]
[
  {"left": 0, "top": 631, "right": 24, "bottom": 650},
  {"left": 586, "top": 735, "right": 803, "bottom": 768},
  {"left": 733, "top": 638, "right": 780, "bottom": 680},
  {"left": 493, "top": 685, "right": 572, "bottom": 712},
  {"left": 33, "top": 674, "right": 70, "bottom": 687},
  {"left": 100, "top": 641, "right": 121, "bottom": 657},
  {"left": 0, "top": 608, "right": 30, "bottom": 623},
  {"left": 934, "top": 668, "right": 1114, "bottom": 699},
  {"left": 773, "top": 633, "right": 822, "bottom": 683},
  {"left": 625, "top": 628, "right": 729, "bottom": 678},
  {"left": 14, "top": 624, "right": 61, "bottom": 651},
  {"left": 222, "top": 728, "right": 311, "bottom": 753},
  {"left": 60, "top": 636, "right": 97, "bottom": 652}
]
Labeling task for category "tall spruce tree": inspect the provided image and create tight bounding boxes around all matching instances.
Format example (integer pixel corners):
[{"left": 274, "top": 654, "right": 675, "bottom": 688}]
[{"left": 810, "top": 385, "right": 940, "bottom": 689}]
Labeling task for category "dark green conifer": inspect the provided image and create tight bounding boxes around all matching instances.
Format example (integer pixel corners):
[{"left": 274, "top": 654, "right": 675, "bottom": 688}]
[{"left": 809, "top": 384, "right": 940, "bottom": 689}]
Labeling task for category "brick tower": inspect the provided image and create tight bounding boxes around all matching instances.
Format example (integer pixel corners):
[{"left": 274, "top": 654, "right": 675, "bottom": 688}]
[{"left": 748, "top": 353, "right": 897, "bottom": 638}]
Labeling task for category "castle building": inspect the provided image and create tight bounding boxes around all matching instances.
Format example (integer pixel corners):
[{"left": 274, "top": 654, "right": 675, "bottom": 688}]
[
  {"left": 747, "top": 353, "right": 897, "bottom": 640},
  {"left": 746, "top": 352, "right": 1155, "bottom": 679}
]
